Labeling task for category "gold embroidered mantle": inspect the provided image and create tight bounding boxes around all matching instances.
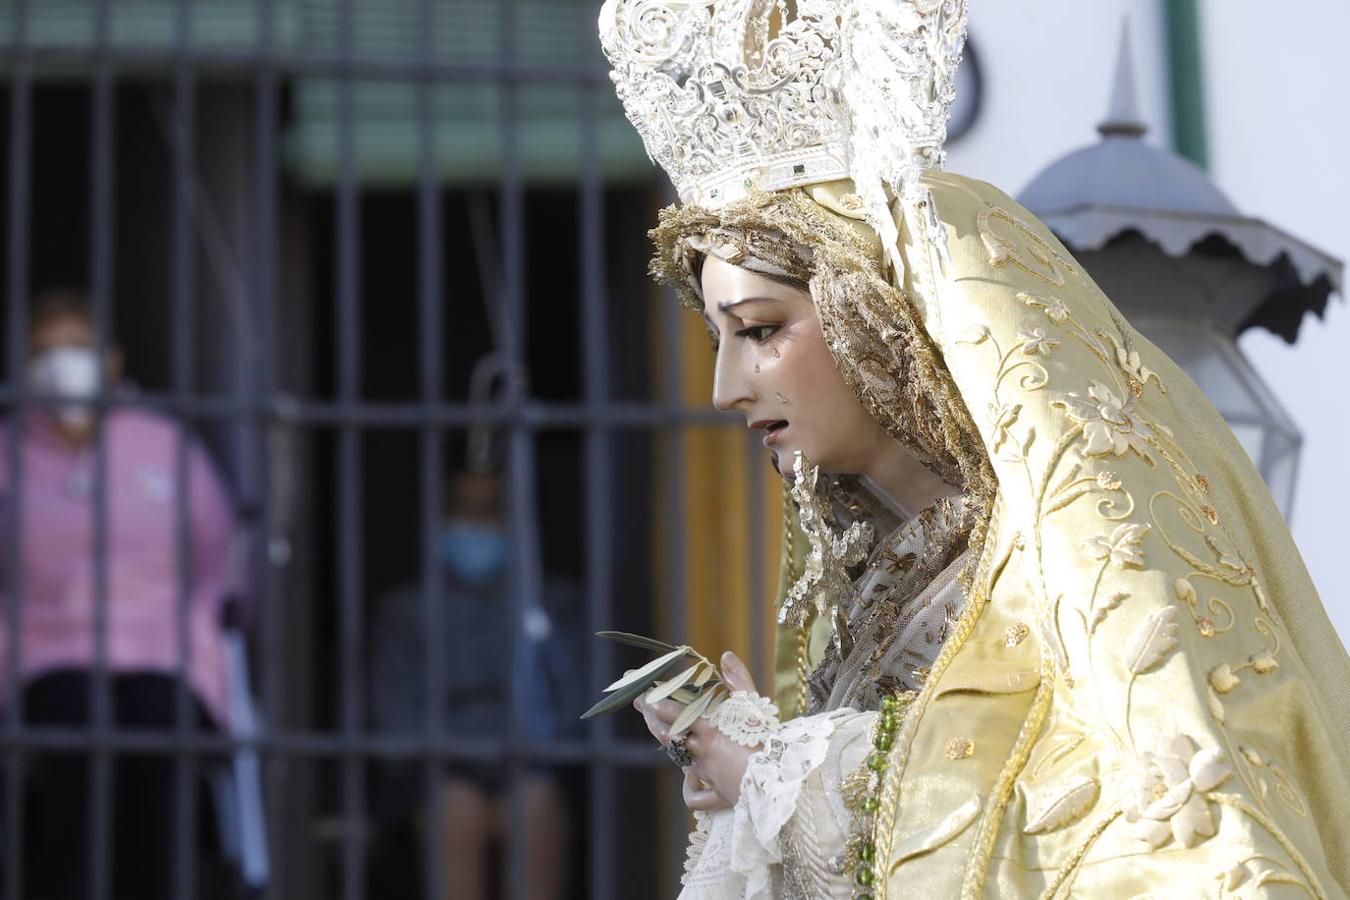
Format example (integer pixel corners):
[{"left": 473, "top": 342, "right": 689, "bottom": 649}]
[
  {"left": 654, "top": 174, "right": 1350, "bottom": 897},
  {"left": 891, "top": 173, "right": 1350, "bottom": 897}
]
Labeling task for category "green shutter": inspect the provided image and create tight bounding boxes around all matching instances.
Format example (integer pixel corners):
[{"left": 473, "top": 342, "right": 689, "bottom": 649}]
[
  {"left": 285, "top": 79, "right": 652, "bottom": 187},
  {"left": 0, "top": 0, "right": 655, "bottom": 186},
  {"left": 0, "top": 0, "right": 306, "bottom": 65},
  {"left": 284, "top": 1, "right": 650, "bottom": 186}
]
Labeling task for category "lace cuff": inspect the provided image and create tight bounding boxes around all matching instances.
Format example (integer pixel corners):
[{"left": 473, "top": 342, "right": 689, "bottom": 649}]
[
  {"left": 736, "top": 711, "right": 837, "bottom": 855},
  {"left": 707, "top": 690, "right": 781, "bottom": 747},
  {"left": 678, "top": 707, "right": 842, "bottom": 900}
]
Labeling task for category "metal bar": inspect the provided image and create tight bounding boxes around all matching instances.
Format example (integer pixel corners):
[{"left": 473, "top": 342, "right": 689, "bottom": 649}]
[
  {"left": 87, "top": 1, "right": 115, "bottom": 895},
  {"left": 0, "top": 726, "right": 678, "bottom": 765},
  {"left": 253, "top": 3, "right": 285, "bottom": 898},
  {"left": 657, "top": 180, "right": 689, "bottom": 886},
  {"left": 335, "top": 1, "right": 366, "bottom": 897},
  {"left": 497, "top": 2, "right": 530, "bottom": 898},
  {"left": 2, "top": 3, "right": 31, "bottom": 897},
  {"left": 0, "top": 387, "right": 742, "bottom": 428},
  {"left": 414, "top": 1, "right": 446, "bottom": 897},
  {"left": 578, "top": 16, "right": 618, "bottom": 896},
  {"left": 8, "top": 46, "right": 611, "bottom": 84},
  {"left": 169, "top": 4, "right": 200, "bottom": 898}
]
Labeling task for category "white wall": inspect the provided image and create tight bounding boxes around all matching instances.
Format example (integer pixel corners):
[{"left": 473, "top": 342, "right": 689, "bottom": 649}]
[
  {"left": 947, "top": 1, "right": 1172, "bottom": 192},
  {"left": 945, "top": 1, "right": 1349, "bottom": 642}
]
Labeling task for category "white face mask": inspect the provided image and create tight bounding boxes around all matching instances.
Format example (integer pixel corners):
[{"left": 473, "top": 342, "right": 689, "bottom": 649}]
[{"left": 26, "top": 346, "right": 102, "bottom": 432}]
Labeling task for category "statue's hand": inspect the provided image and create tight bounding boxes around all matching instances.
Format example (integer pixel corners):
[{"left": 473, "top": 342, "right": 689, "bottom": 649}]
[{"left": 635, "top": 651, "right": 762, "bottom": 810}]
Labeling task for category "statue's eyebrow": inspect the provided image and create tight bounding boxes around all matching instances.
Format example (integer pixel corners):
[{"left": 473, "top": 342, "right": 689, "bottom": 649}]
[
  {"left": 703, "top": 296, "right": 781, "bottom": 334},
  {"left": 717, "top": 296, "right": 779, "bottom": 313}
]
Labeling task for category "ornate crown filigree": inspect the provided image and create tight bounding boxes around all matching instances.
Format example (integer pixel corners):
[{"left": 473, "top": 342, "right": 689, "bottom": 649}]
[{"left": 598, "top": 0, "right": 968, "bottom": 216}]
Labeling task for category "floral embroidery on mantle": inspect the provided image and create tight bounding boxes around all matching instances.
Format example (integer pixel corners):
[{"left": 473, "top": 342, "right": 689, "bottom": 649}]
[{"left": 920, "top": 202, "right": 1331, "bottom": 896}]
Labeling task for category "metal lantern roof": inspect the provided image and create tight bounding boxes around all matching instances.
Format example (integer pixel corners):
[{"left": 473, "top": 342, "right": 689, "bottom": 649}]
[{"left": 1019, "top": 27, "right": 1341, "bottom": 343}]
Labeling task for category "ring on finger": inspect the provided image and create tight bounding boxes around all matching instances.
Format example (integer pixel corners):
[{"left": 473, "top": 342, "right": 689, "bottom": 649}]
[{"left": 665, "top": 735, "right": 694, "bottom": 768}]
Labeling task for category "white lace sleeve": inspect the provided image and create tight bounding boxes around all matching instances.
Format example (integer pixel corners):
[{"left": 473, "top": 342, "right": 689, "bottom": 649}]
[{"left": 679, "top": 705, "right": 868, "bottom": 900}]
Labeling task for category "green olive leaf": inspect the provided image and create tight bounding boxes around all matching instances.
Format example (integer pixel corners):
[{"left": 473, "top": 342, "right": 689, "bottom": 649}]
[
  {"left": 581, "top": 655, "right": 692, "bottom": 720},
  {"left": 669, "top": 687, "right": 699, "bottom": 704},
  {"left": 669, "top": 686, "right": 718, "bottom": 737},
  {"left": 645, "top": 662, "right": 704, "bottom": 704},
  {"left": 595, "top": 631, "right": 680, "bottom": 653},
  {"left": 693, "top": 663, "right": 718, "bottom": 688},
  {"left": 602, "top": 646, "right": 690, "bottom": 693}
]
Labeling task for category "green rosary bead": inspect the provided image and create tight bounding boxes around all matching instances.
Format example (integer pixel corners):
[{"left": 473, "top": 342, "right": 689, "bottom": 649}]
[
  {"left": 867, "top": 753, "right": 887, "bottom": 772},
  {"left": 856, "top": 894, "right": 874, "bottom": 900},
  {"left": 879, "top": 694, "right": 898, "bottom": 713},
  {"left": 858, "top": 842, "right": 876, "bottom": 863},
  {"left": 878, "top": 710, "right": 897, "bottom": 731},
  {"left": 856, "top": 867, "right": 875, "bottom": 886},
  {"left": 861, "top": 796, "right": 880, "bottom": 812},
  {"left": 874, "top": 732, "right": 894, "bottom": 751}
]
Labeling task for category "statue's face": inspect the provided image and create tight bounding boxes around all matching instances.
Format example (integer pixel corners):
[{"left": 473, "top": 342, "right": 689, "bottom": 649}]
[{"left": 700, "top": 255, "right": 888, "bottom": 481}]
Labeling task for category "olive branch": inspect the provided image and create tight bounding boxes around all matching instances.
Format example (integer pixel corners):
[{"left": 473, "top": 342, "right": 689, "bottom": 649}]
[{"left": 580, "top": 632, "right": 728, "bottom": 737}]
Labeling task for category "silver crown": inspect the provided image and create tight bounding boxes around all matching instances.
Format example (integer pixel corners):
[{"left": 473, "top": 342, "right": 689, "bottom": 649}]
[{"left": 598, "top": 0, "right": 968, "bottom": 217}]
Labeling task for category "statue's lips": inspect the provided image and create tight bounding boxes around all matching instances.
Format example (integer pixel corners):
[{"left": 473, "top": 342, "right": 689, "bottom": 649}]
[{"left": 762, "top": 420, "right": 789, "bottom": 446}]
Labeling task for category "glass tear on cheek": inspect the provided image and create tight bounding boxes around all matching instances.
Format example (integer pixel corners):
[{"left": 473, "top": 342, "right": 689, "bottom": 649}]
[
  {"left": 772, "top": 347, "right": 781, "bottom": 358},
  {"left": 754, "top": 363, "right": 761, "bottom": 373},
  {"left": 775, "top": 392, "right": 789, "bottom": 404}
]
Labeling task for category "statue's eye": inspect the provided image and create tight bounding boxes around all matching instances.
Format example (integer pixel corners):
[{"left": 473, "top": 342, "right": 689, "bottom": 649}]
[{"left": 736, "top": 324, "right": 779, "bottom": 343}]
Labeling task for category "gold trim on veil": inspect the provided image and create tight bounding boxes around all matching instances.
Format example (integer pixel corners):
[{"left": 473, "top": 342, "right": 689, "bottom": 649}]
[{"left": 650, "top": 173, "right": 1350, "bottom": 897}]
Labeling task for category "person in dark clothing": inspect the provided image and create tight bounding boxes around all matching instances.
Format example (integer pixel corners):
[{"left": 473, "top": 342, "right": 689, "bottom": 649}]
[{"left": 370, "top": 469, "right": 576, "bottom": 900}]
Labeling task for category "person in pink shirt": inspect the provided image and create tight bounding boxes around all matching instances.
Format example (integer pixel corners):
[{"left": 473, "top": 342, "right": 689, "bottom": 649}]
[{"left": 0, "top": 289, "right": 242, "bottom": 900}]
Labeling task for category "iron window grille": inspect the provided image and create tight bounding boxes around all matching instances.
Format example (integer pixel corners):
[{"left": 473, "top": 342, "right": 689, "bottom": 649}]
[{"left": 0, "top": 1, "right": 775, "bottom": 898}]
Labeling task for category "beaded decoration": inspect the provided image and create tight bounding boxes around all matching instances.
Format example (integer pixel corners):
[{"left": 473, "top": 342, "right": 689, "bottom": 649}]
[{"left": 842, "top": 689, "right": 916, "bottom": 898}]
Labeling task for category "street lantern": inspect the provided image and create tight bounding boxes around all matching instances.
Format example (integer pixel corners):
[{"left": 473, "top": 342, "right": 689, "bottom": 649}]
[{"left": 1019, "top": 28, "right": 1341, "bottom": 518}]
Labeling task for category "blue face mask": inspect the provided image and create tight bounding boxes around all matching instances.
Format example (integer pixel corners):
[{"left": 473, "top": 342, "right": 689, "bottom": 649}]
[{"left": 437, "top": 521, "right": 508, "bottom": 586}]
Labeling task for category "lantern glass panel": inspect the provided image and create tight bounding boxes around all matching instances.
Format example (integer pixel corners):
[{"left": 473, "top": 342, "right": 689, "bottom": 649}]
[{"left": 1262, "top": 428, "right": 1301, "bottom": 519}]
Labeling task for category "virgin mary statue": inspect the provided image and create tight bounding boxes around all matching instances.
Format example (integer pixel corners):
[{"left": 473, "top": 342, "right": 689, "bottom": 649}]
[{"left": 597, "top": 1, "right": 1350, "bottom": 896}]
